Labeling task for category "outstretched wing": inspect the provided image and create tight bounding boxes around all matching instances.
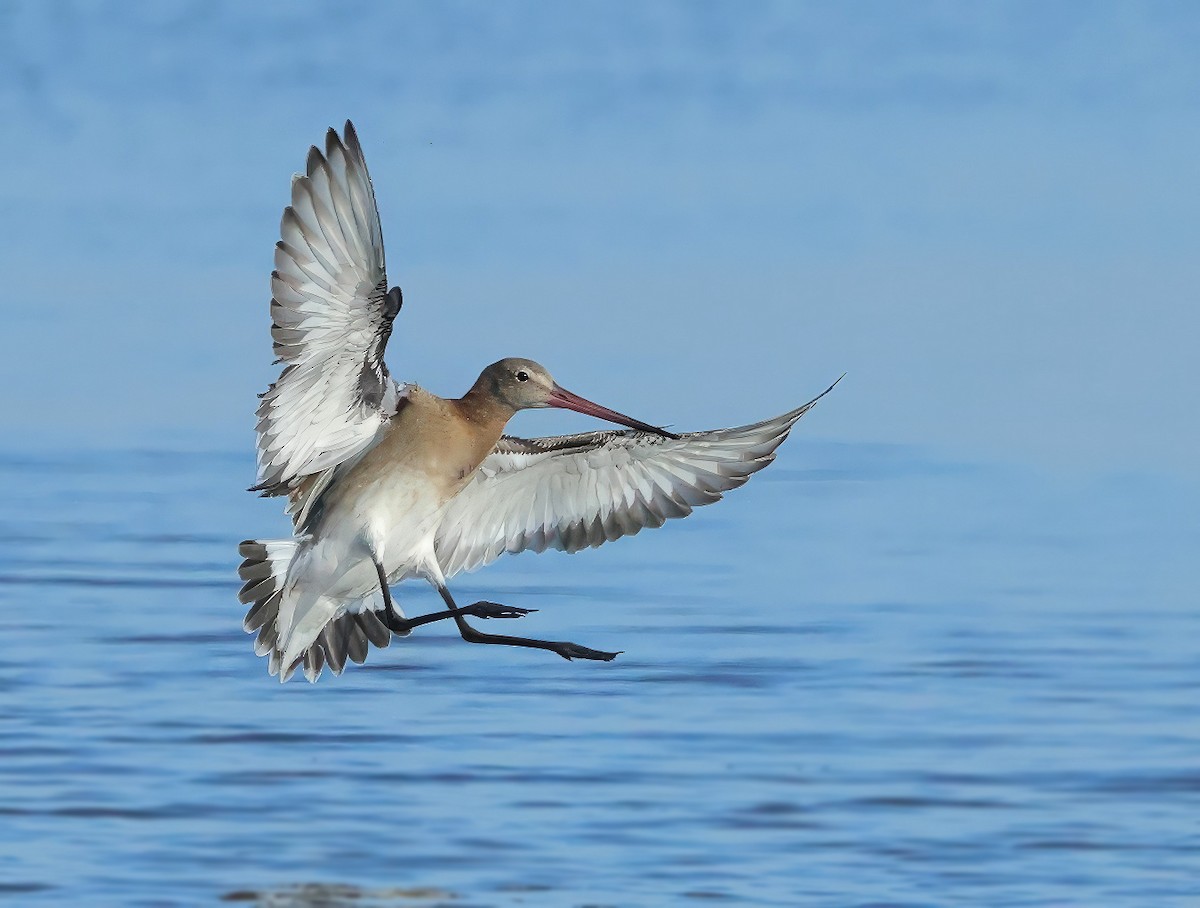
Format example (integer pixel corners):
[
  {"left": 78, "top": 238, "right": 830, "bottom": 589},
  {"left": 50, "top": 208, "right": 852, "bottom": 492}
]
[
  {"left": 434, "top": 379, "right": 841, "bottom": 577},
  {"left": 253, "top": 121, "right": 405, "bottom": 500}
]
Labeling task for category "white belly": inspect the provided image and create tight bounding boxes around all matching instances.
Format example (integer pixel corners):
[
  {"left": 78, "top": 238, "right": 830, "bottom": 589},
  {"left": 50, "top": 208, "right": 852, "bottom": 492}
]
[
  {"left": 275, "top": 472, "right": 453, "bottom": 668},
  {"left": 376, "top": 498, "right": 447, "bottom": 586},
  {"left": 326, "top": 468, "right": 450, "bottom": 594}
]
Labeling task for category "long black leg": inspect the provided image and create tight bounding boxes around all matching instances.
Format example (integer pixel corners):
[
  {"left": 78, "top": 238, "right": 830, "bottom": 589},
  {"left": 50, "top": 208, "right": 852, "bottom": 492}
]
[
  {"left": 373, "top": 557, "right": 399, "bottom": 620},
  {"left": 389, "top": 601, "right": 537, "bottom": 631},
  {"left": 437, "top": 584, "right": 621, "bottom": 662},
  {"left": 371, "top": 558, "right": 533, "bottom": 632}
]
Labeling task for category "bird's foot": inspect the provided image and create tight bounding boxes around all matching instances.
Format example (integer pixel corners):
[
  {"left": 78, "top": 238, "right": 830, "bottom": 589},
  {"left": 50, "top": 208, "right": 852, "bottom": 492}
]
[
  {"left": 455, "top": 622, "right": 621, "bottom": 662},
  {"left": 464, "top": 601, "right": 537, "bottom": 620},
  {"left": 552, "top": 642, "right": 622, "bottom": 662}
]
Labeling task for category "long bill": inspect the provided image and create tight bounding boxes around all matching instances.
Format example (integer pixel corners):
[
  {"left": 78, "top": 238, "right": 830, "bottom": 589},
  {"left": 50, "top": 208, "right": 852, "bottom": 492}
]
[{"left": 547, "top": 385, "right": 680, "bottom": 439}]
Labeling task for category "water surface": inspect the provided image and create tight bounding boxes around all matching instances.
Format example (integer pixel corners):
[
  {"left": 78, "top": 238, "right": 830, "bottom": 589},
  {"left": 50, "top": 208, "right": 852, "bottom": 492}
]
[{"left": 0, "top": 444, "right": 1195, "bottom": 905}]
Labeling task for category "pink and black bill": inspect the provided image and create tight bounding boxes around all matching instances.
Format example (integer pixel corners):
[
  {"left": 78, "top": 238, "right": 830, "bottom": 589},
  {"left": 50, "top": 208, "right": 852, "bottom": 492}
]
[{"left": 547, "top": 386, "right": 680, "bottom": 439}]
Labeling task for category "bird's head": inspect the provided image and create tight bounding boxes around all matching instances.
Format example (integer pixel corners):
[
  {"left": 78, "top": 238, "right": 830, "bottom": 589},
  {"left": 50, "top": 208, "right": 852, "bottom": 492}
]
[{"left": 478, "top": 358, "right": 678, "bottom": 438}]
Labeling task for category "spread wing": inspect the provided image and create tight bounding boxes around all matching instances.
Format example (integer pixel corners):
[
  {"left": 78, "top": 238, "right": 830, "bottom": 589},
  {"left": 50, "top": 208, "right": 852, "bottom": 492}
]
[
  {"left": 434, "top": 379, "right": 841, "bottom": 577},
  {"left": 252, "top": 121, "right": 405, "bottom": 502}
]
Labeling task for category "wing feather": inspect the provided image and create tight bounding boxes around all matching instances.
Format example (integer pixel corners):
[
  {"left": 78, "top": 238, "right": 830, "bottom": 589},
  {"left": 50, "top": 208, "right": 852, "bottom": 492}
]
[
  {"left": 252, "top": 121, "right": 405, "bottom": 501},
  {"left": 434, "top": 379, "right": 840, "bottom": 577}
]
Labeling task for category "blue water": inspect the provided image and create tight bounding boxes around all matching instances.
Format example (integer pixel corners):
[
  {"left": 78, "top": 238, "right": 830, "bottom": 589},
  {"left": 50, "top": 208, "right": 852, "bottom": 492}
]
[{"left": 1, "top": 442, "right": 1195, "bottom": 905}]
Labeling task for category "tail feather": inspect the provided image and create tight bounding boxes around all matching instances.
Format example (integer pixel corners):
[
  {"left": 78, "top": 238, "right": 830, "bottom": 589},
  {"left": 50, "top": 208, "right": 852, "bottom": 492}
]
[
  {"left": 254, "top": 616, "right": 279, "bottom": 657},
  {"left": 321, "top": 620, "right": 350, "bottom": 675},
  {"left": 345, "top": 619, "right": 370, "bottom": 665},
  {"left": 302, "top": 644, "right": 325, "bottom": 683},
  {"left": 238, "top": 540, "right": 297, "bottom": 625},
  {"left": 242, "top": 594, "right": 276, "bottom": 634},
  {"left": 238, "top": 538, "right": 393, "bottom": 683},
  {"left": 357, "top": 610, "right": 393, "bottom": 648}
]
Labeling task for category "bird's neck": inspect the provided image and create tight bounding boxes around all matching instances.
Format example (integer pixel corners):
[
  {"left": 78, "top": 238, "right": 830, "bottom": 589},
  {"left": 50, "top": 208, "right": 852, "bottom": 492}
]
[{"left": 453, "top": 386, "right": 516, "bottom": 448}]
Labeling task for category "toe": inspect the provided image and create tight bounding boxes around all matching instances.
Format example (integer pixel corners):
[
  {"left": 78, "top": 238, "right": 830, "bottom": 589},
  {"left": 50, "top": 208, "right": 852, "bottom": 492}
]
[{"left": 559, "top": 643, "right": 621, "bottom": 662}]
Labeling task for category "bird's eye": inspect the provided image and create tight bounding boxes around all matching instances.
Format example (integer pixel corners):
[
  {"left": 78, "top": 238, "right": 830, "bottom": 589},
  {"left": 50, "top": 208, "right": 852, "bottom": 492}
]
[{"left": 516, "top": 370, "right": 529, "bottom": 382}]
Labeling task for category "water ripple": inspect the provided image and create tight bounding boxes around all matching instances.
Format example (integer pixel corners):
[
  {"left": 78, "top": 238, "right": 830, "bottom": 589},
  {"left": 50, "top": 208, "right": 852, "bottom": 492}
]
[{"left": 1, "top": 446, "right": 1197, "bottom": 906}]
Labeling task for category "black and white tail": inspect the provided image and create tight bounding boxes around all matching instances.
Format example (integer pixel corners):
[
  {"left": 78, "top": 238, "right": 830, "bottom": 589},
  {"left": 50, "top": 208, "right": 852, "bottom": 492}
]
[{"left": 237, "top": 539, "right": 392, "bottom": 682}]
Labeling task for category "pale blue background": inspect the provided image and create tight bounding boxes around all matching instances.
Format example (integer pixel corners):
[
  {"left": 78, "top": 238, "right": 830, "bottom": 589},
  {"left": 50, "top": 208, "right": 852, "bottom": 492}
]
[
  {"left": 1, "top": 4, "right": 1197, "bottom": 906},
  {"left": 2, "top": 1, "right": 1197, "bottom": 476}
]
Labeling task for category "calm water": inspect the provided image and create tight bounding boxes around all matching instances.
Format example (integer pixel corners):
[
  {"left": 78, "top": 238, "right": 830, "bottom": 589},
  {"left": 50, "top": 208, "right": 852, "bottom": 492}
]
[{"left": 0, "top": 442, "right": 1196, "bottom": 906}]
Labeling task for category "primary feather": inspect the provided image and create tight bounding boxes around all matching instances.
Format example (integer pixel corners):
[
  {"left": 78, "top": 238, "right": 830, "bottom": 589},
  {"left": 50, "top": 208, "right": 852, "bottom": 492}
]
[{"left": 252, "top": 121, "right": 405, "bottom": 498}]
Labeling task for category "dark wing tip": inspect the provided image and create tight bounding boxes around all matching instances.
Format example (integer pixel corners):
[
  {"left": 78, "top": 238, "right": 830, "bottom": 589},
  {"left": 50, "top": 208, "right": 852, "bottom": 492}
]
[
  {"left": 280, "top": 205, "right": 300, "bottom": 233},
  {"left": 326, "top": 124, "right": 348, "bottom": 159},
  {"left": 773, "top": 373, "right": 845, "bottom": 427},
  {"left": 807, "top": 373, "right": 845, "bottom": 408},
  {"left": 306, "top": 144, "right": 325, "bottom": 176},
  {"left": 385, "top": 285, "right": 403, "bottom": 317},
  {"left": 343, "top": 120, "right": 363, "bottom": 159}
]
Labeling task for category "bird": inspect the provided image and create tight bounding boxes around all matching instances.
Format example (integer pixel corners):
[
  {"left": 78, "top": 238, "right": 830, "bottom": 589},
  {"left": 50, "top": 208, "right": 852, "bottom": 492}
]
[{"left": 238, "top": 121, "right": 840, "bottom": 682}]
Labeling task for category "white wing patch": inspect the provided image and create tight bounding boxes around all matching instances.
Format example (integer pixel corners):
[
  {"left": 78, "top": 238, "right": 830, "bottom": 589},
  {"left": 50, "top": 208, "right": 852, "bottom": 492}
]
[
  {"left": 433, "top": 380, "right": 840, "bottom": 577},
  {"left": 253, "top": 121, "right": 404, "bottom": 498}
]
